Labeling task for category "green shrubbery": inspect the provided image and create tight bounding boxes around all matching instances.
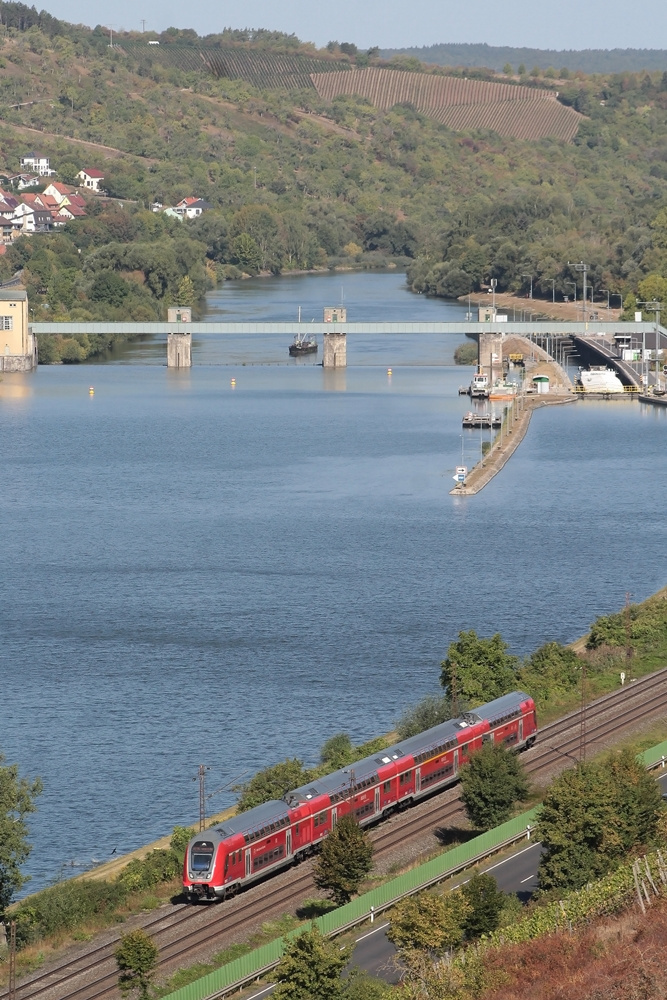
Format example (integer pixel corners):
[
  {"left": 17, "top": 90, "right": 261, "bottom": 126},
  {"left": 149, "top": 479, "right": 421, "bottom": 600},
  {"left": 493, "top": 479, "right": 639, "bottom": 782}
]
[{"left": 12, "top": 826, "right": 194, "bottom": 949}]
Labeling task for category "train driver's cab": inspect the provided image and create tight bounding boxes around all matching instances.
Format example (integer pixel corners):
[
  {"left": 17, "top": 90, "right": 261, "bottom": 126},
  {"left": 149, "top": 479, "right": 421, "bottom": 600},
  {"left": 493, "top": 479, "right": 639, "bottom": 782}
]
[{"left": 189, "top": 840, "right": 215, "bottom": 880}]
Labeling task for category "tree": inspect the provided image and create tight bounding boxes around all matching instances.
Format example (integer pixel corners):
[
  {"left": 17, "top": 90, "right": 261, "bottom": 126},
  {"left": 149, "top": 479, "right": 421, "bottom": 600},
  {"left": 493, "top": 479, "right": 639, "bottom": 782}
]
[
  {"left": 538, "top": 750, "right": 662, "bottom": 892},
  {"left": 176, "top": 275, "right": 195, "bottom": 306},
  {"left": 459, "top": 742, "right": 529, "bottom": 830},
  {"left": 440, "top": 631, "right": 518, "bottom": 707},
  {"left": 115, "top": 929, "right": 159, "bottom": 1000},
  {"left": 320, "top": 733, "right": 355, "bottom": 770},
  {"left": 235, "top": 758, "right": 307, "bottom": 812},
  {"left": 503, "top": 63, "right": 513, "bottom": 75},
  {"left": 272, "top": 926, "right": 350, "bottom": 1000},
  {"left": 460, "top": 872, "right": 506, "bottom": 938},
  {"left": 232, "top": 233, "right": 262, "bottom": 273},
  {"left": 313, "top": 813, "right": 373, "bottom": 905},
  {"left": 397, "top": 693, "right": 462, "bottom": 740},
  {"left": 387, "top": 889, "right": 470, "bottom": 953},
  {"left": 90, "top": 270, "right": 129, "bottom": 306},
  {"left": 518, "top": 641, "right": 583, "bottom": 707},
  {"left": 0, "top": 755, "right": 42, "bottom": 914}
]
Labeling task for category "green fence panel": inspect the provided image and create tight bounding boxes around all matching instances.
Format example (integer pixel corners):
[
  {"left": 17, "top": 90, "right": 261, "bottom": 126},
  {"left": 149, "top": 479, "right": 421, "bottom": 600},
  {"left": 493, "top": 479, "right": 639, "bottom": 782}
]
[{"left": 640, "top": 739, "right": 667, "bottom": 768}]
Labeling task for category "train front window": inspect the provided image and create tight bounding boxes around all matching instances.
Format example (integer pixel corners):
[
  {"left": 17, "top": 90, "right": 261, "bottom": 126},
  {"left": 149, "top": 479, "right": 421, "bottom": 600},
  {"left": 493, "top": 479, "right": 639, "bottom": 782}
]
[{"left": 190, "top": 841, "right": 214, "bottom": 871}]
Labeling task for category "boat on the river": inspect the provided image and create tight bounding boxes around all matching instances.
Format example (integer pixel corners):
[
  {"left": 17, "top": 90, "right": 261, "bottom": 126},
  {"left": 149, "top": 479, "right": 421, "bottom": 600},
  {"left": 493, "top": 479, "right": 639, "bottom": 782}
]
[
  {"left": 289, "top": 306, "right": 318, "bottom": 356},
  {"left": 469, "top": 371, "right": 489, "bottom": 398},
  {"left": 488, "top": 380, "right": 517, "bottom": 401},
  {"left": 577, "top": 366, "right": 624, "bottom": 393},
  {"left": 289, "top": 333, "right": 318, "bottom": 357},
  {"left": 462, "top": 411, "right": 501, "bottom": 428}
]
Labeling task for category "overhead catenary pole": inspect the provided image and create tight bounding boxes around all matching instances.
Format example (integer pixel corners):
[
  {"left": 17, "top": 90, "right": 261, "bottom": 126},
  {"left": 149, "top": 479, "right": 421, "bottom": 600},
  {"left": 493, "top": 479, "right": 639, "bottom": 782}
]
[{"left": 194, "top": 764, "right": 211, "bottom": 832}]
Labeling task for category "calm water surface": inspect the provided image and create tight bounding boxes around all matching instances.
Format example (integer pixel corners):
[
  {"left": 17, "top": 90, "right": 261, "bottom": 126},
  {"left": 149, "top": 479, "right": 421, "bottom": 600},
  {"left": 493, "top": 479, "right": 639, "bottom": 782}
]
[{"left": 1, "top": 271, "right": 666, "bottom": 890}]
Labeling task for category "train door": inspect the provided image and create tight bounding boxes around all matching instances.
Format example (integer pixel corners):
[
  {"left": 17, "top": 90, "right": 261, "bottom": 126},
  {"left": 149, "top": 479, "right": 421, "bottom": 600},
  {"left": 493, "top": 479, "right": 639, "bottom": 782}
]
[
  {"left": 415, "top": 768, "right": 421, "bottom": 793},
  {"left": 519, "top": 719, "right": 524, "bottom": 743},
  {"left": 286, "top": 830, "right": 292, "bottom": 856},
  {"left": 375, "top": 788, "right": 380, "bottom": 813},
  {"left": 332, "top": 807, "right": 338, "bottom": 827},
  {"left": 454, "top": 750, "right": 459, "bottom": 776},
  {"left": 245, "top": 849, "right": 251, "bottom": 878}
]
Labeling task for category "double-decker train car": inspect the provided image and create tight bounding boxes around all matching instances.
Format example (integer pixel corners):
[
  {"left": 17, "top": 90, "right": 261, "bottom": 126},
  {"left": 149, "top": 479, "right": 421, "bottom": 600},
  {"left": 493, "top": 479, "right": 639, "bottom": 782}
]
[{"left": 183, "top": 690, "right": 536, "bottom": 901}]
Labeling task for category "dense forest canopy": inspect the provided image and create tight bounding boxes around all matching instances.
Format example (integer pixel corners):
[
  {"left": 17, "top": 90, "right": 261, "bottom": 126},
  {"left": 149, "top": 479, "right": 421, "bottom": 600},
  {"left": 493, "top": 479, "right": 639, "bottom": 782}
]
[{"left": 0, "top": 7, "right": 666, "bottom": 360}]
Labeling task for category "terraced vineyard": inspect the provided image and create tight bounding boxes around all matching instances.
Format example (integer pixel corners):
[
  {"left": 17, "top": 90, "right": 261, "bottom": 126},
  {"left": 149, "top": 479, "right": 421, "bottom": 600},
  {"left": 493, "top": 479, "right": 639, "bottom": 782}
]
[
  {"left": 311, "top": 67, "right": 583, "bottom": 141},
  {"left": 121, "top": 44, "right": 351, "bottom": 91}
]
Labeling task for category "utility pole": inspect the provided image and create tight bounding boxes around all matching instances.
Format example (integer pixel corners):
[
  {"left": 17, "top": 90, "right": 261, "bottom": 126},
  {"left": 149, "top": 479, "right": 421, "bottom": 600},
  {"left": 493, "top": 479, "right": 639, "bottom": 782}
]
[
  {"left": 194, "top": 765, "right": 210, "bottom": 832},
  {"left": 8, "top": 921, "right": 16, "bottom": 1000},
  {"left": 490, "top": 276, "right": 497, "bottom": 318},
  {"left": 579, "top": 658, "right": 587, "bottom": 763},
  {"left": 569, "top": 261, "right": 588, "bottom": 323},
  {"left": 140, "top": 19, "right": 146, "bottom": 32}
]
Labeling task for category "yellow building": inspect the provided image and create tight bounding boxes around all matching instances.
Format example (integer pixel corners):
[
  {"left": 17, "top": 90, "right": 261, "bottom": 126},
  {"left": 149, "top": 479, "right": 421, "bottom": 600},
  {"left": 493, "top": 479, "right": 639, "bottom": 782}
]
[{"left": 0, "top": 288, "right": 37, "bottom": 371}]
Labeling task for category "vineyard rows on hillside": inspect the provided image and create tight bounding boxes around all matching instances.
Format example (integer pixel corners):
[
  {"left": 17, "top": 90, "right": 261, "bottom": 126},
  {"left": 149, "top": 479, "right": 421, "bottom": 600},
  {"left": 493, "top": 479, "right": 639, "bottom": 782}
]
[
  {"left": 121, "top": 44, "right": 351, "bottom": 91},
  {"left": 311, "top": 67, "right": 583, "bottom": 140}
]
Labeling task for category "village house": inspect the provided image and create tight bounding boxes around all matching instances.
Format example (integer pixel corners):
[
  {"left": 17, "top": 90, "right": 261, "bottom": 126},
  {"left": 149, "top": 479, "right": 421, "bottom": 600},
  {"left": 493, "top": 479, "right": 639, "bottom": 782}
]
[
  {"left": 12, "top": 201, "right": 52, "bottom": 233},
  {"left": 77, "top": 168, "right": 105, "bottom": 192},
  {"left": 5, "top": 173, "right": 40, "bottom": 190},
  {"left": 19, "top": 152, "right": 54, "bottom": 176},
  {"left": 42, "top": 181, "right": 77, "bottom": 205},
  {"left": 172, "top": 196, "right": 212, "bottom": 219}
]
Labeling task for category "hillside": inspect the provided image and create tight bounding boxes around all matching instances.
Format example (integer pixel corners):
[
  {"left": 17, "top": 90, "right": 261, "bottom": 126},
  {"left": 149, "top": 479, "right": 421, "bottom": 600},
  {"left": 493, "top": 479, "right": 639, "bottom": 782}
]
[
  {"left": 380, "top": 42, "right": 667, "bottom": 74},
  {"left": 0, "top": 8, "right": 665, "bottom": 360}
]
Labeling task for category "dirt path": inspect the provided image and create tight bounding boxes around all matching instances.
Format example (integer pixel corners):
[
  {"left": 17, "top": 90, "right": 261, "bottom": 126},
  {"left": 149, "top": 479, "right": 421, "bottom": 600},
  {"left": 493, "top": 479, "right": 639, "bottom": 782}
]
[
  {"left": 462, "top": 291, "right": 621, "bottom": 323},
  {"left": 0, "top": 119, "right": 156, "bottom": 162}
]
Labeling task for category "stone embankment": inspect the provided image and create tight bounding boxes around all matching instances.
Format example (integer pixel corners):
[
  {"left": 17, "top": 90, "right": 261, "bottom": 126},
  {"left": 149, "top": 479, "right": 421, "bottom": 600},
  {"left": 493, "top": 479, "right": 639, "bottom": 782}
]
[
  {"left": 451, "top": 393, "right": 575, "bottom": 496},
  {"left": 452, "top": 333, "right": 576, "bottom": 496}
]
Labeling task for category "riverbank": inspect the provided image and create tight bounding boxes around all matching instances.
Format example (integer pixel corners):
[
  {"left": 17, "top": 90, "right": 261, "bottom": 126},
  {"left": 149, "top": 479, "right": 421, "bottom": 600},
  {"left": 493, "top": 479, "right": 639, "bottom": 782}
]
[{"left": 460, "top": 291, "right": 622, "bottom": 323}]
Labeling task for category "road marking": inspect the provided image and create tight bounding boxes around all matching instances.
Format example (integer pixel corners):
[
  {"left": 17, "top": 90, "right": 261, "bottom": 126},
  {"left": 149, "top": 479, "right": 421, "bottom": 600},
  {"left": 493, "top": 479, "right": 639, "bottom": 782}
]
[
  {"left": 482, "top": 842, "right": 541, "bottom": 874},
  {"left": 247, "top": 986, "right": 274, "bottom": 1000},
  {"left": 356, "top": 922, "right": 390, "bottom": 942},
  {"left": 520, "top": 875, "right": 535, "bottom": 883}
]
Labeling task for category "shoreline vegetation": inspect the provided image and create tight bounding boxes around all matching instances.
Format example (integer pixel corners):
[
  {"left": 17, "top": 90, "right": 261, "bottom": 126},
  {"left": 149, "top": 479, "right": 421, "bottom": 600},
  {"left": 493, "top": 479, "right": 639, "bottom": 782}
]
[{"left": 5, "top": 584, "right": 667, "bottom": 977}]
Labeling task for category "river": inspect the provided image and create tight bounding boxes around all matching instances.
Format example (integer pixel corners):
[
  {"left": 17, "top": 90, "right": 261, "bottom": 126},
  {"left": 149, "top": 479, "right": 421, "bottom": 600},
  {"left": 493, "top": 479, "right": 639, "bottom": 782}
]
[{"left": 1, "top": 270, "right": 666, "bottom": 892}]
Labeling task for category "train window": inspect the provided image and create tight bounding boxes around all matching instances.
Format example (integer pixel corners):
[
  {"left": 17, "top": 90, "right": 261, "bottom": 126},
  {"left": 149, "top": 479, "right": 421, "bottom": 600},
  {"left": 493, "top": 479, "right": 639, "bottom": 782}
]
[
  {"left": 383, "top": 780, "right": 391, "bottom": 793},
  {"left": 399, "top": 771, "right": 412, "bottom": 786},
  {"left": 295, "top": 823, "right": 300, "bottom": 835},
  {"left": 319, "top": 811, "right": 326, "bottom": 825}
]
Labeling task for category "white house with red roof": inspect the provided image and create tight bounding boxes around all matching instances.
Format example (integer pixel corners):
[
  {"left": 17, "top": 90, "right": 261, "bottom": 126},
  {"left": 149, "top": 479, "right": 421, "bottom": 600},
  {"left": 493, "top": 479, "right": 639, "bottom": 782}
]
[
  {"left": 43, "top": 182, "right": 76, "bottom": 205},
  {"left": 77, "top": 168, "right": 105, "bottom": 192},
  {"left": 172, "top": 196, "right": 212, "bottom": 219}
]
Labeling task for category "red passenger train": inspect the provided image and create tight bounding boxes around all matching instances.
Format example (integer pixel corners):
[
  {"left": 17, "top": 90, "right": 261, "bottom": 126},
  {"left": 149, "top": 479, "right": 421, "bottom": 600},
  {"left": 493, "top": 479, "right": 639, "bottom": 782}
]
[{"left": 183, "top": 690, "right": 537, "bottom": 901}]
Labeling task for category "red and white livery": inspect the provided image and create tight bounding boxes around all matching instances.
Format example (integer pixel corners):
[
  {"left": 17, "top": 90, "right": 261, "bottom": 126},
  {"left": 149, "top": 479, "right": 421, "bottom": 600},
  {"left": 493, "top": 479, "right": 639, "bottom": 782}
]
[{"left": 183, "top": 690, "right": 537, "bottom": 901}]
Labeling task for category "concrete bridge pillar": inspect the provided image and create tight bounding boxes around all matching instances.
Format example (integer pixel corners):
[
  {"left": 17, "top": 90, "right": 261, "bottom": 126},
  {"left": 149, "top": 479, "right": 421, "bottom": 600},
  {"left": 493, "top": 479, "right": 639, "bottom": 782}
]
[
  {"left": 322, "top": 331, "right": 346, "bottom": 368},
  {"left": 167, "top": 331, "right": 191, "bottom": 368},
  {"left": 478, "top": 332, "right": 503, "bottom": 385}
]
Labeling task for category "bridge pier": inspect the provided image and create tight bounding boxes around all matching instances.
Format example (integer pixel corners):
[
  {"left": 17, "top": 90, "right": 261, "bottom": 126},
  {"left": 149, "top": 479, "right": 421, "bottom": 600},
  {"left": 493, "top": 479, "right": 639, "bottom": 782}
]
[
  {"left": 167, "top": 331, "right": 191, "bottom": 368},
  {"left": 478, "top": 332, "right": 503, "bottom": 384},
  {"left": 323, "top": 331, "right": 346, "bottom": 368}
]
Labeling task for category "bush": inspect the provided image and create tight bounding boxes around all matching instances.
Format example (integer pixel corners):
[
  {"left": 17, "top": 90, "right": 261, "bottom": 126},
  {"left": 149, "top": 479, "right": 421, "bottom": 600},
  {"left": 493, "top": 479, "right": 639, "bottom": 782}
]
[
  {"left": 396, "top": 693, "right": 460, "bottom": 739},
  {"left": 454, "top": 341, "right": 478, "bottom": 365},
  {"left": 14, "top": 879, "right": 129, "bottom": 946}
]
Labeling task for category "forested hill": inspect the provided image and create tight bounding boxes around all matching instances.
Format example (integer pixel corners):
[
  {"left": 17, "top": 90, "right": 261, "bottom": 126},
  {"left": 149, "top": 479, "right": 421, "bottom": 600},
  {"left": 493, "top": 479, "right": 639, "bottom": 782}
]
[
  {"left": 0, "top": 6, "right": 666, "bottom": 362},
  {"left": 380, "top": 43, "right": 667, "bottom": 74}
]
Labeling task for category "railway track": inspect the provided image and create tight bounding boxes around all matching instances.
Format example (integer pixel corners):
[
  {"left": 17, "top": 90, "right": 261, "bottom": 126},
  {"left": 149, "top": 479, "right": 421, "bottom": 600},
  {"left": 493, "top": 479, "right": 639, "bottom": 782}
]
[{"left": 8, "top": 667, "right": 667, "bottom": 1000}]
